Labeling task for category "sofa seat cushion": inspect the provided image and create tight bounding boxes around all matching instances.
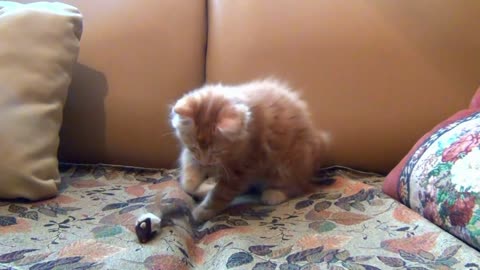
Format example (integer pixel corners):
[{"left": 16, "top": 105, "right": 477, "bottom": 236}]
[{"left": 0, "top": 164, "right": 477, "bottom": 269}]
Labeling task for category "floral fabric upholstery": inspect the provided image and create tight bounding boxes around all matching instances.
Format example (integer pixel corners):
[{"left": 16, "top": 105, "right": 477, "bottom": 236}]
[{"left": 0, "top": 164, "right": 478, "bottom": 270}]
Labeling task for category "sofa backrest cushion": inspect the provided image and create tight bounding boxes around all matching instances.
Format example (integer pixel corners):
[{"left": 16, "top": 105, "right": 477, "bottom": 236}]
[
  {"left": 206, "top": 0, "right": 480, "bottom": 173},
  {"left": 17, "top": 0, "right": 207, "bottom": 169},
  {"left": 0, "top": 1, "right": 82, "bottom": 200}
]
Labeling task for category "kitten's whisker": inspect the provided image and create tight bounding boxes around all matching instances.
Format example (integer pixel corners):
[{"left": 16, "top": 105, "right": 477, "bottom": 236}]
[
  {"left": 160, "top": 131, "right": 176, "bottom": 138},
  {"left": 220, "top": 164, "right": 231, "bottom": 183}
]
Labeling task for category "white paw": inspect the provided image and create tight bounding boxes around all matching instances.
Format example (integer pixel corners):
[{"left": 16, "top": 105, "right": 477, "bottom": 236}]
[
  {"left": 192, "top": 206, "right": 217, "bottom": 224},
  {"left": 261, "top": 189, "right": 288, "bottom": 205},
  {"left": 181, "top": 179, "right": 199, "bottom": 194},
  {"left": 192, "top": 179, "right": 216, "bottom": 199},
  {"left": 180, "top": 176, "right": 203, "bottom": 195}
]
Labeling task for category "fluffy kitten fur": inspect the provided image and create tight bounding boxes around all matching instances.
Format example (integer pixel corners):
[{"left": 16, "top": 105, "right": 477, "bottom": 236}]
[{"left": 171, "top": 79, "right": 328, "bottom": 224}]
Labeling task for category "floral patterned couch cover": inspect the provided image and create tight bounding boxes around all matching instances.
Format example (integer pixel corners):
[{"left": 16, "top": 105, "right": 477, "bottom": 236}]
[{"left": 1, "top": 164, "right": 479, "bottom": 270}]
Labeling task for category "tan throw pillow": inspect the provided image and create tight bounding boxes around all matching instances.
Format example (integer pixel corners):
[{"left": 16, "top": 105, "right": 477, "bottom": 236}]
[{"left": 0, "top": 2, "right": 82, "bottom": 200}]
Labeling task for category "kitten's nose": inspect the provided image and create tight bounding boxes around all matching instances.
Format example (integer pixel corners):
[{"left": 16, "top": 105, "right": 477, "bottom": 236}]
[
  {"left": 199, "top": 156, "right": 215, "bottom": 166},
  {"left": 197, "top": 155, "right": 209, "bottom": 165}
]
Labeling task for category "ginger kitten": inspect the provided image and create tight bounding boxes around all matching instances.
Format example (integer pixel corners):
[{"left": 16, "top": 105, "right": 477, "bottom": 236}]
[{"left": 171, "top": 79, "right": 328, "bottom": 224}]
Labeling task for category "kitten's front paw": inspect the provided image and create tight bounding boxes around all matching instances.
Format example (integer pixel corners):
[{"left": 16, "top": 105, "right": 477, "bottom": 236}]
[
  {"left": 181, "top": 178, "right": 201, "bottom": 195},
  {"left": 261, "top": 189, "right": 288, "bottom": 205},
  {"left": 180, "top": 171, "right": 204, "bottom": 195},
  {"left": 192, "top": 206, "right": 216, "bottom": 225},
  {"left": 192, "top": 179, "right": 216, "bottom": 200}
]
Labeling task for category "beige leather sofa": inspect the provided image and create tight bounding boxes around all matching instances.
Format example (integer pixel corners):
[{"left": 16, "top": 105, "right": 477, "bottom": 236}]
[
  {"left": 39, "top": 1, "right": 480, "bottom": 174},
  {"left": 1, "top": 1, "right": 479, "bottom": 269}
]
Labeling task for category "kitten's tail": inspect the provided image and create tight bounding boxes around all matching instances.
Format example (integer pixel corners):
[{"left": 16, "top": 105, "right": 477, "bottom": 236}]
[
  {"left": 314, "top": 130, "right": 331, "bottom": 169},
  {"left": 305, "top": 129, "right": 336, "bottom": 188}
]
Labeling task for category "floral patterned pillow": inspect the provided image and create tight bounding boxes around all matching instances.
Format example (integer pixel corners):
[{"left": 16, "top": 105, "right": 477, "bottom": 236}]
[{"left": 383, "top": 86, "right": 480, "bottom": 250}]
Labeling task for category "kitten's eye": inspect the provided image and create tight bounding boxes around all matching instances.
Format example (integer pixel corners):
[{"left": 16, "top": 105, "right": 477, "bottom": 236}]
[{"left": 189, "top": 146, "right": 199, "bottom": 154}]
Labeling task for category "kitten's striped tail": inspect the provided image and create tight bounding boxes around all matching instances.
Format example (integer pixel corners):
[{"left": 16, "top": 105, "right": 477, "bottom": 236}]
[
  {"left": 307, "top": 130, "right": 336, "bottom": 187},
  {"left": 314, "top": 129, "right": 331, "bottom": 169}
]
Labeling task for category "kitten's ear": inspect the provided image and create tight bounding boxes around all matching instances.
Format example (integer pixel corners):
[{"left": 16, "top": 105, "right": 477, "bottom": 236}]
[
  {"left": 173, "top": 98, "right": 194, "bottom": 118},
  {"left": 217, "top": 104, "right": 251, "bottom": 140},
  {"left": 171, "top": 97, "right": 195, "bottom": 130}
]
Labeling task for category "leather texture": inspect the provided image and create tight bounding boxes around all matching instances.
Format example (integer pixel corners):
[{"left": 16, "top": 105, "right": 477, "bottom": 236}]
[
  {"left": 0, "top": 1, "right": 82, "bottom": 200},
  {"left": 17, "top": 0, "right": 207, "bottom": 169},
  {"left": 206, "top": 0, "right": 480, "bottom": 173}
]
